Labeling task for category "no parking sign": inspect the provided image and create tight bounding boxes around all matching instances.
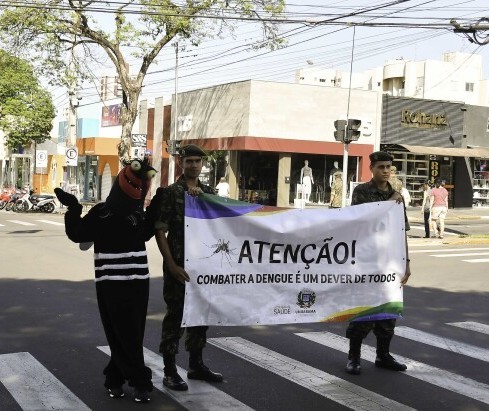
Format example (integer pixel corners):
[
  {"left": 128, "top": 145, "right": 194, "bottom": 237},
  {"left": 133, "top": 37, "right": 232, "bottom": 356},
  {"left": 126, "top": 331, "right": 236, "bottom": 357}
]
[{"left": 65, "top": 147, "right": 78, "bottom": 166}]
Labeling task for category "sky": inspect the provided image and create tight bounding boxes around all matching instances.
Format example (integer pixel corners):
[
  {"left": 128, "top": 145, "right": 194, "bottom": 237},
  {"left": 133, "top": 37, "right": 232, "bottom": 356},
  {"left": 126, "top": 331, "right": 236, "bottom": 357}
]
[{"left": 46, "top": 0, "right": 489, "bottom": 109}]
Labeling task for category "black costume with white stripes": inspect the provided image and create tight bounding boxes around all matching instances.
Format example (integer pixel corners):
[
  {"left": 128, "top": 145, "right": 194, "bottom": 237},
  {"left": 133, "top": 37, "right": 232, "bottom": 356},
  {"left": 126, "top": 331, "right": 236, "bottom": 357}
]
[{"left": 63, "top": 202, "right": 154, "bottom": 391}]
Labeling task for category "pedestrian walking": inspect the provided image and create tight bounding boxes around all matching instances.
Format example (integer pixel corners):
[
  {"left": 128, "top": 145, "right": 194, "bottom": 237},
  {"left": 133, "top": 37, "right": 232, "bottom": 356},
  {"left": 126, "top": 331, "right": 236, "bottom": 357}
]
[
  {"left": 430, "top": 178, "right": 449, "bottom": 239},
  {"left": 421, "top": 181, "right": 433, "bottom": 238}
]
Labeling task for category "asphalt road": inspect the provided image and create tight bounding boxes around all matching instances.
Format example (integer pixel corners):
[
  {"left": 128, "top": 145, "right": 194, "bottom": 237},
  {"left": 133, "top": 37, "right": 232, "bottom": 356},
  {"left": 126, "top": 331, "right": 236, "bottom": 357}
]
[{"left": 1, "top": 210, "right": 488, "bottom": 411}]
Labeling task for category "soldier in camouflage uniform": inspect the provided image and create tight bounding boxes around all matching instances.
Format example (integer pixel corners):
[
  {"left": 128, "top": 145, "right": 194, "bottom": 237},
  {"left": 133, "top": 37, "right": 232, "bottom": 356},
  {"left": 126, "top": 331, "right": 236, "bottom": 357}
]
[
  {"left": 388, "top": 165, "right": 403, "bottom": 193},
  {"left": 329, "top": 171, "right": 343, "bottom": 208},
  {"left": 152, "top": 144, "right": 223, "bottom": 391},
  {"left": 345, "top": 151, "right": 411, "bottom": 375}
]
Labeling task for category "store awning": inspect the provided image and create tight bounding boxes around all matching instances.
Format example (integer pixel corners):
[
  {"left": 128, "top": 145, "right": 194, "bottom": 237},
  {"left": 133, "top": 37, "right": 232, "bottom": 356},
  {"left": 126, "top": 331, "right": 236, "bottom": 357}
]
[{"left": 398, "top": 144, "right": 489, "bottom": 158}]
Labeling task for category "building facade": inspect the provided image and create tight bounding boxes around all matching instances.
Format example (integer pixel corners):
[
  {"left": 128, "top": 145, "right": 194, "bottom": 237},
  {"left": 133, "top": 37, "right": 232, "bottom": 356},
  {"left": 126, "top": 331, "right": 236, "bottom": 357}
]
[
  {"left": 381, "top": 95, "right": 489, "bottom": 207},
  {"left": 158, "top": 80, "right": 381, "bottom": 207},
  {"left": 296, "top": 52, "right": 488, "bottom": 106}
]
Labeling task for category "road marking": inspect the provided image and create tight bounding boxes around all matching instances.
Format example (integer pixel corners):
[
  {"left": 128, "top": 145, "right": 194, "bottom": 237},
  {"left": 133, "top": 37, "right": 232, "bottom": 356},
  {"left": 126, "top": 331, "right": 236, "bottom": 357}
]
[
  {"left": 395, "top": 326, "right": 489, "bottom": 362},
  {"left": 36, "top": 219, "right": 65, "bottom": 226},
  {"left": 6, "top": 220, "right": 36, "bottom": 226},
  {"left": 410, "top": 247, "right": 489, "bottom": 253},
  {"left": 409, "top": 226, "right": 456, "bottom": 236},
  {"left": 208, "top": 337, "right": 414, "bottom": 411},
  {"left": 430, "top": 252, "right": 489, "bottom": 257},
  {"left": 462, "top": 258, "right": 489, "bottom": 263},
  {"left": 296, "top": 331, "right": 489, "bottom": 406},
  {"left": 448, "top": 322, "right": 489, "bottom": 335},
  {"left": 98, "top": 346, "right": 253, "bottom": 410},
  {"left": 0, "top": 352, "right": 90, "bottom": 410}
]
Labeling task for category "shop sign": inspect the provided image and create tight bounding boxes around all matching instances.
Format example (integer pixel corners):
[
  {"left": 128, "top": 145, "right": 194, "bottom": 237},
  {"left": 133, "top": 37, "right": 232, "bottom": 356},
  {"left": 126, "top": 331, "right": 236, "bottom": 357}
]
[
  {"left": 400, "top": 109, "right": 447, "bottom": 129},
  {"left": 429, "top": 157, "right": 439, "bottom": 182}
]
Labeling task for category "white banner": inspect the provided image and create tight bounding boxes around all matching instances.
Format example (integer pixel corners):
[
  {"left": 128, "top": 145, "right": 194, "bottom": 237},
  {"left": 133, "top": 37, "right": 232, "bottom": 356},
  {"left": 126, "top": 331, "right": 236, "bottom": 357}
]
[{"left": 182, "top": 195, "right": 407, "bottom": 327}]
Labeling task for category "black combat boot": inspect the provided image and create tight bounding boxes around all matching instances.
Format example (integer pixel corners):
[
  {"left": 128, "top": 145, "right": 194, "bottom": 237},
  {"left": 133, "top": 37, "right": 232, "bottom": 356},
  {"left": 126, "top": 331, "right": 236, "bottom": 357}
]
[
  {"left": 163, "top": 354, "right": 188, "bottom": 391},
  {"left": 345, "top": 337, "right": 362, "bottom": 375},
  {"left": 375, "top": 336, "right": 407, "bottom": 371},
  {"left": 188, "top": 350, "right": 223, "bottom": 382}
]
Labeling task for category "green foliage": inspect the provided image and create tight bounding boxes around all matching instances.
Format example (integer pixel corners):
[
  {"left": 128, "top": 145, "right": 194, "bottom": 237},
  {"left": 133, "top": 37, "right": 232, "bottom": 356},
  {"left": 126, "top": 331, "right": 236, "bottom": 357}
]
[
  {"left": 0, "top": 50, "right": 55, "bottom": 148},
  {"left": 0, "top": 0, "right": 286, "bottom": 159}
]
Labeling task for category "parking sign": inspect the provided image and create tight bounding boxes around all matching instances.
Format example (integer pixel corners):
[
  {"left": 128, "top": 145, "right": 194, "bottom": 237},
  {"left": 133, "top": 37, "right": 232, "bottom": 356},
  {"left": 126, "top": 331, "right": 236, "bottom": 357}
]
[
  {"left": 36, "top": 150, "right": 48, "bottom": 168},
  {"left": 66, "top": 147, "right": 78, "bottom": 166}
]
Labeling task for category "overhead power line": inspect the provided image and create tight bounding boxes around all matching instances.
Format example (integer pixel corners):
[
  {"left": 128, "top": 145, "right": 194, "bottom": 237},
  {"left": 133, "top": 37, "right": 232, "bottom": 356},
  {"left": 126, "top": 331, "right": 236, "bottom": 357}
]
[{"left": 450, "top": 17, "right": 489, "bottom": 45}]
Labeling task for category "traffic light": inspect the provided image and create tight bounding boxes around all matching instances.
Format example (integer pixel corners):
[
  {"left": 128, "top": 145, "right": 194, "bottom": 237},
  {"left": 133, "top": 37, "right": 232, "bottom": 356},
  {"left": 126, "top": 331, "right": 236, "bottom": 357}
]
[
  {"left": 346, "top": 119, "right": 361, "bottom": 142},
  {"left": 166, "top": 140, "right": 182, "bottom": 155},
  {"left": 334, "top": 120, "right": 347, "bottom": 142}
]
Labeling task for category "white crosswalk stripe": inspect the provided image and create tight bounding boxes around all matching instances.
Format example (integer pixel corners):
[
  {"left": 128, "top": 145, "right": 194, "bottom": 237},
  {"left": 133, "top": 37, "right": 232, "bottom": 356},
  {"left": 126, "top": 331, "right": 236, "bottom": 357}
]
[
  {"left": 430, "top": 252, "right": 489, "bottom": 257},
  {"left": 0, "top": 352, "right": 90, "bottom": 410},
  {"left": 395, "top": 326, "right": 489, "bottom": 362},
  {"left": 98, "top": 346, "right": 253, "bottom": 411},
  {"left": 2, "top": 322, "right": 489, "bottom": 410},
  {"left": 0, "top": 219, "right": 64, "bottom": 228},
  {"left": 35, "top": 219, "right": 65, "bottom": 226},
  {"left": 209, "top": 337, "right": 414, "bottom": 411},
  {"left": 295, "top": 331, "right": 489, "bottom": 406},
  {"left": 448, "top": 321, "right": 489, "bottom": 335},
  {"left": 6, "top": 220, "right": 36, "bottom": 226},
  {"left": 409, "top": 246, "right": 489, "bottom": 263},
  {"left": 462, "top": 258, "right": 489, "bottom": 263},
  {"left": 410, "top": 247, "right": 489, "bottom": 253}
]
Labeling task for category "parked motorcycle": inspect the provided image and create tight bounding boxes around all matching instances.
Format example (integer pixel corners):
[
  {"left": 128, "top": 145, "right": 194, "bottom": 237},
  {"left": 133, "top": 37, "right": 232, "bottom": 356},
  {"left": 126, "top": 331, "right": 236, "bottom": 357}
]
[
  {"left": 0, "top": 189, "right": 13, "bottom": 210},
  {"left": 4, "top": 191, "right": 23, "bottom": 211},
  {"left": 14, "top": 190, "right": 57, "bottom": 213}
]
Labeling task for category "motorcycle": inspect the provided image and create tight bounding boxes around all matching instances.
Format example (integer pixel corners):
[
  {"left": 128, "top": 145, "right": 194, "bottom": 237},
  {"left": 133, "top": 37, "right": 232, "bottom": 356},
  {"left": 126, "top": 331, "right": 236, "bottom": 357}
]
[
  {"left": 0, "top": 189, "right": 14, "bottom": 210},
  {"left": 4, "top": 190, "right": 23, "bottom": 211},
  {"left": 14, "top": 190, "right": 57, "bottom": 213}
]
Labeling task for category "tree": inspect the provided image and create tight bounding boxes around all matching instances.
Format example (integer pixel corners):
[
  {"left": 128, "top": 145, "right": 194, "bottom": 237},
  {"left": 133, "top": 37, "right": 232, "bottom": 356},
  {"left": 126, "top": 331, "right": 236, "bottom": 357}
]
[
  {"left": 0, "top": 50, "right": 55, "bottom": 149},
  {"left": 0, "top": 1, "right": 285, "bottom": 163}
]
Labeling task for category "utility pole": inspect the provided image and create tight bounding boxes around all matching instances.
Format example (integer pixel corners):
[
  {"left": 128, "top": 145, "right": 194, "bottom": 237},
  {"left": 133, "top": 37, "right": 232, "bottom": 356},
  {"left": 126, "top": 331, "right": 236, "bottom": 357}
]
[
  {"left": 168, "top": 41, "right": 179, "bottom": 185},
  {"left": 450, "top": 18, "right": 489, "bottom": 45},
  {"left": 66, "top": 30, "right": 78, "bottom": 189}
]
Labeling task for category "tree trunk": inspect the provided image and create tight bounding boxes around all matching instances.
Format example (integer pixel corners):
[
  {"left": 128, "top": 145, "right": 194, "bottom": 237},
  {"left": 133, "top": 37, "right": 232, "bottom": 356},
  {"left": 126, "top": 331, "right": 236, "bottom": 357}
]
[{"left": 117, "top": 86, "right": 140, "bottom": 166}]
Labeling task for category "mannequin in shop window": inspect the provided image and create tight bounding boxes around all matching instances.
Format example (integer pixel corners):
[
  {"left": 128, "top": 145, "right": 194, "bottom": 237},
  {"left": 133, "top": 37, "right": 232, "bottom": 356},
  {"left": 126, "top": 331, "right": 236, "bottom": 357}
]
[{"left": 300, "top": 160, "right": 314, "bottom": 203}]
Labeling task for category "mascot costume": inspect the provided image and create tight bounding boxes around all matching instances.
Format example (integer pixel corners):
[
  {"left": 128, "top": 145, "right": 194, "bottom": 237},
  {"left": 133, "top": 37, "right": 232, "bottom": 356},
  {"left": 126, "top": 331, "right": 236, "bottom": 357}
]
[{"left": 55, "top": 158, "right": 157, "bottom": 403}]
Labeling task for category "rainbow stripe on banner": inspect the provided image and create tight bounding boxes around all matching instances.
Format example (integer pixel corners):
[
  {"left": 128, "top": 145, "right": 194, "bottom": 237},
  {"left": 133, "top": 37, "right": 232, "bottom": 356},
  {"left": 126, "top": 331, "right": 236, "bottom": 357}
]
[
  {"left": 185, "top": 193, "right": 286, "bottom": 219},
  {"left": 183, "top": 194, "right": 406, "bottom": 326}
]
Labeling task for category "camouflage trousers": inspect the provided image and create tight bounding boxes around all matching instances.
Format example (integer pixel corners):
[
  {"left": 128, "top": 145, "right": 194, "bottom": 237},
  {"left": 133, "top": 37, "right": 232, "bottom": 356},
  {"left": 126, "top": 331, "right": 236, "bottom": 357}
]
[
  {"left": 346, "top": 319, "right": 396, "bottom": 340},
  {"left": 159, "top": 269, "right": 208, "bottom": 356}
]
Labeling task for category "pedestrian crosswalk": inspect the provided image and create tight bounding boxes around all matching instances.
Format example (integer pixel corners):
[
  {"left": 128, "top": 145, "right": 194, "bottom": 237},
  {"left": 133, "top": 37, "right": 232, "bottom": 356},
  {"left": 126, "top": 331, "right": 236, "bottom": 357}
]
[
  {"left": 0, "top": 352, "right": 90, "bottom": 411},
  {"left": 409, "top": 244, "right": 489, "bottom": 264},
  {"left": 1, "top": 321, "right": 488, "bottom": 410}
]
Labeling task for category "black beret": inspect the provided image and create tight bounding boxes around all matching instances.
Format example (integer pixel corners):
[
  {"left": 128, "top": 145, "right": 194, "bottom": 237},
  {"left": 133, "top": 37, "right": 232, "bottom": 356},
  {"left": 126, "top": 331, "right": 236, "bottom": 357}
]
[
  {"left": 369, "top": 151, "right": 393, "bottom": 163},
  {"left": 179, "top": 144, "right": 207, "bottom": 158}
]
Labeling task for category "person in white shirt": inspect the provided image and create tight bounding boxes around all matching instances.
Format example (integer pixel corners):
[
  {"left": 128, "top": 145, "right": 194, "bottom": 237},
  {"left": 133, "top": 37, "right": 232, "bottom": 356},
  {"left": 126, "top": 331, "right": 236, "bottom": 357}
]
[{"left": 215, "top": 177, "right": 230, "bottom": 198}]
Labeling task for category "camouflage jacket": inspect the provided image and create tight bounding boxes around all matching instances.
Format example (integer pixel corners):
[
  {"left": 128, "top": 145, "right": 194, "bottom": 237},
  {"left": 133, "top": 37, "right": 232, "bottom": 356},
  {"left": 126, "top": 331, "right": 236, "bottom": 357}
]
[
  {"left": 153, "top": 175, "right": 214, "bottom": 266},
  {"left": 351, "top": 179, "right": 395, "bottom": 205},
  {"left": 388, "top": 176, "right": 403, "bottom": 193},
  {"left": 352, "top": 179, "right": 408, "bottom": 226},
  {"left": 330, "top": 179, "right": 343, "bottom": 208}
]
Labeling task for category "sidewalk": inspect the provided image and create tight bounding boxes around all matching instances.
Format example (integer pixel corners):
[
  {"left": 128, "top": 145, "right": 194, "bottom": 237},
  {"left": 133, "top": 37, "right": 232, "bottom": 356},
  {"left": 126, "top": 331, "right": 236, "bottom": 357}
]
[
  {"left": 406, "top": 206, "right": 489, "bottom": 223},
  {"left": 406, "top": 206, "right": 489, "bottom": 245}
]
